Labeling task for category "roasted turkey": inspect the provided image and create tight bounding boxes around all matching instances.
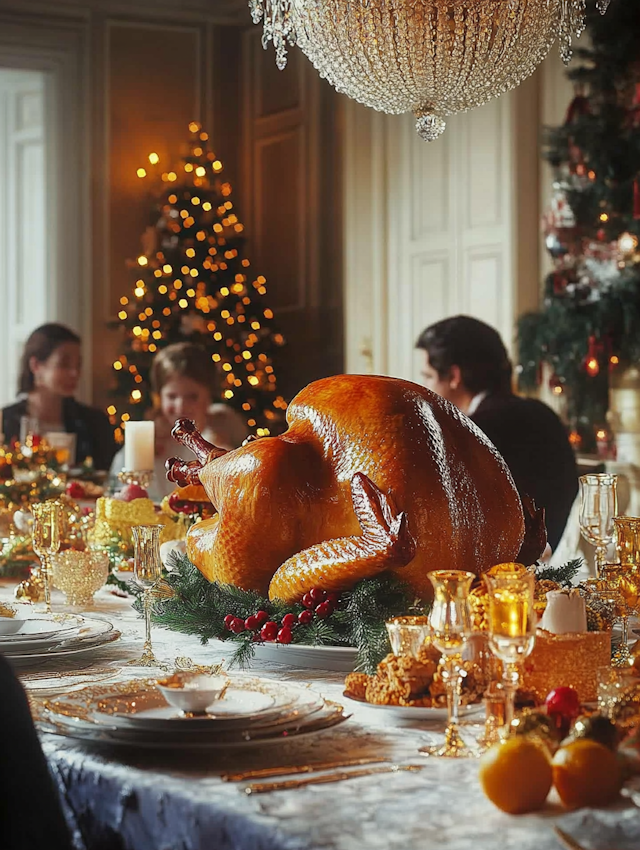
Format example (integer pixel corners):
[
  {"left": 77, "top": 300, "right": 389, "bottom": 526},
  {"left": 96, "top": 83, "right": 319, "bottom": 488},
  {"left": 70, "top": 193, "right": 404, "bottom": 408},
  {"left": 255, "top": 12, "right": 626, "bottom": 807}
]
[{"left": 167, "top": 375, "right": 542, "bottom": 603}]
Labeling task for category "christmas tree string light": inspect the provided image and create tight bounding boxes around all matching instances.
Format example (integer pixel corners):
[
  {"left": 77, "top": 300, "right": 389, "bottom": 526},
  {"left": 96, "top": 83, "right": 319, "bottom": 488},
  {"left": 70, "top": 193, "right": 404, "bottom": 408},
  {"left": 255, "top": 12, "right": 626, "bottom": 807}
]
[{"left": 109, "top": 123, "right": 286, "bottom": 442}]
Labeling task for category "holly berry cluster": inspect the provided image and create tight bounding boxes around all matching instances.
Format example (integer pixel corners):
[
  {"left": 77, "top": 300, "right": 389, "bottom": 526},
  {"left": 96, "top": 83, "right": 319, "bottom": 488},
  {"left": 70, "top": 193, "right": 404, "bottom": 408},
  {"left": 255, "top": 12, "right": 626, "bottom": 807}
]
[{"left": 222, "top": 587, "right": 339, "bottom": 645}]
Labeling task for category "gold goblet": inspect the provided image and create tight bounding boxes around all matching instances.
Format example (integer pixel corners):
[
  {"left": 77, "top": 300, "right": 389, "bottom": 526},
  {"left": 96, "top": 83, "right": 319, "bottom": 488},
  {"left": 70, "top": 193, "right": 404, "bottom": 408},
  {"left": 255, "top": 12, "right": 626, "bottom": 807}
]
[
  {"left": 484, "top": 567, "right": 536, "bottom": 735},
  {"left": 601, "top": 565, "right": 639, "bottom": 668},
  {"left": 31, "top": 501, "right": 64, "bottom": 614},
  {"left": 614, "top": 516, "right": 640, "bottom": 571},
  {"left": 421, "top": 570, "right": 475, "bottom": 758},
  {"left": 128, "top": 524, "right": 164, "bottom": 667},
  {"left": 579, "top": 474, "right": 618, "bottom": 579}
]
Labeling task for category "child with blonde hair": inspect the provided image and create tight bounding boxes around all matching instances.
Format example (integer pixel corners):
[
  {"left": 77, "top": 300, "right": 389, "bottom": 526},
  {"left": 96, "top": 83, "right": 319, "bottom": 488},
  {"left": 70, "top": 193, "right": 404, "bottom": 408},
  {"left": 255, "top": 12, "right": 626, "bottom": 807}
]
[{"left": 111, "top": 342, "right": 249, "bottom": 501}]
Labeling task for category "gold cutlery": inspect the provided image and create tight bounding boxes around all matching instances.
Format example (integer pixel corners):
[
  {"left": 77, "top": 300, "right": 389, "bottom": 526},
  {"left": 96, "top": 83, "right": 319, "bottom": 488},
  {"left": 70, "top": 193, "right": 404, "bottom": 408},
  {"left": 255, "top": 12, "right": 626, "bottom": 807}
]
[
  {"left": 553, "top": 826, "right": 588, "bottom": 850},
  {"left": 222, "top": 756, "right": 385, "bottom": 782},
  {"left": 244, "top": 763, "right": 425, "bottom": 794}
]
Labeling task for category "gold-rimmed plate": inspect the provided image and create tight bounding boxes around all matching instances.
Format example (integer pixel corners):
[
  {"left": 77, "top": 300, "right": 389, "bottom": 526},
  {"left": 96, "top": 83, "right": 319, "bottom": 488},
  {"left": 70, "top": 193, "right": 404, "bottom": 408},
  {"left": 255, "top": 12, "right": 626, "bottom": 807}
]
[{"left": 41, "top": 676, "right": 325, "bottom": 734}]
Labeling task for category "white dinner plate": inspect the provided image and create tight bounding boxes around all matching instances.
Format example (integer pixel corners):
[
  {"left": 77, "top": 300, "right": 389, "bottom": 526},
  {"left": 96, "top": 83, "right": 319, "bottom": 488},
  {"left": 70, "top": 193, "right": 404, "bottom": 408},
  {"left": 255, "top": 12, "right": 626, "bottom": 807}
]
[
  {"left": 1, "top": 616, "right": 114, "bottom": 655},
  {"left": 342, "top": 691, "right": 483, "bottom": 721},
  {"left": 38, "top": 700, "right": 348, "bottom": 750},
  {"left": 247, "top": 641, "right": 358, "bottom": 672},
  {"left": 48, "top": 676, "right": 323, "bottom": 734},
  {"left": 0, "top": 617, "right": 24, "bottom": 636},
  {"left": 7, "top": 629, "right": 121, "bottom": 667},
  {"left": 0, "top": 616, "right": 83, "bottom": 643}
]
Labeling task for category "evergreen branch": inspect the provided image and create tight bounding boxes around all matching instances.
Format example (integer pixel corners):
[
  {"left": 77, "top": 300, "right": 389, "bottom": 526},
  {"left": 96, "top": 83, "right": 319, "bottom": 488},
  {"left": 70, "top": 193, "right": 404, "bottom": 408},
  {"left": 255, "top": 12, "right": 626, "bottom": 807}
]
[{"left": 534, "top": 558, "right": 583, "bottom": 588}]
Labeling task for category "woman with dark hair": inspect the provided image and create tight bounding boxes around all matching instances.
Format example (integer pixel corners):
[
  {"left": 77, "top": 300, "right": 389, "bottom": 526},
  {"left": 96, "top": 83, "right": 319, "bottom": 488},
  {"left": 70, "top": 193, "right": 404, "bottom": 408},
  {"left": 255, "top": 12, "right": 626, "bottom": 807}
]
[
  {"left": 2, "top": 323, "right": 117, "bottom": 470},
  {"left": 416, "top": 315, "right": 578, "bottom": 550}
]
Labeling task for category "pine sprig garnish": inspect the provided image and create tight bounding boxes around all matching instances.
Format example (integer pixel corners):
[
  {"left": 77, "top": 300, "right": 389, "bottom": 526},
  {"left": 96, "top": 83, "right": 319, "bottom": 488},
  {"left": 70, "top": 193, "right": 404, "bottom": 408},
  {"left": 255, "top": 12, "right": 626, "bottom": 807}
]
[
  {"left": 149, "top": 555, "right": 416, "bottom": 672},
  {"left": 534, "top": 558, "right": 583, "bottom": 588}
]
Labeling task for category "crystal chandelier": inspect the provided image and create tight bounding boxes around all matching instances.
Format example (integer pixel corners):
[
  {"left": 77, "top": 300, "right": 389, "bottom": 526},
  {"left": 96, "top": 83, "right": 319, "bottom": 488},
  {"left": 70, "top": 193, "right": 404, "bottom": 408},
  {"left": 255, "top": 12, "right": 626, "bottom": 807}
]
[{"left": 249, "top": 0, "right": 614, "bottom": 141}]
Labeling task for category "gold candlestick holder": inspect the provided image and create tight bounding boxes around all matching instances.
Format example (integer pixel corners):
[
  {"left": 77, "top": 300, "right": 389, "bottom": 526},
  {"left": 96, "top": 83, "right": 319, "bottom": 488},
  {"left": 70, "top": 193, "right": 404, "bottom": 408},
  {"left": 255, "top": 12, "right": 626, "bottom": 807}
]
[{"left": 118, "top": 470, "right": 153, "bottom": 490}]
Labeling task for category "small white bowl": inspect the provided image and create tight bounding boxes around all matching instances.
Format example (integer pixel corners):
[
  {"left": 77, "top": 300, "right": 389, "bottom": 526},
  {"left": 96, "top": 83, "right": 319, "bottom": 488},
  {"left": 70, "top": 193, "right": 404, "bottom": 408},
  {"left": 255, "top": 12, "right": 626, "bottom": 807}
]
[
  {"left": 0, "top": 617, "right": 24, "bottom": 636},
  {"left": 156, "top": 673, "right": 228, "bottom": 715}
]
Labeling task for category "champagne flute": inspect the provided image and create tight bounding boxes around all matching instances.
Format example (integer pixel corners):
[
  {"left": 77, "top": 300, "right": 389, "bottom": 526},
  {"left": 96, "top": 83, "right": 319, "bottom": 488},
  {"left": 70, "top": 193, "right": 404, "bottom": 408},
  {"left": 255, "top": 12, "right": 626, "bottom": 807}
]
[
  {"left": 484, "top": 567, "right": 536, "bottom": 734},
  {"left": 420, "top": 570, "right": 475, "bottom": 758},
  {"left": 129, "top": 525, "right": 164, "bottom": 667},
  {"left": 579, "top": 474, "right": 618, "bottom": 579},
  {"left": 31, "top": 501, "right": 63, "bottom": 614}
]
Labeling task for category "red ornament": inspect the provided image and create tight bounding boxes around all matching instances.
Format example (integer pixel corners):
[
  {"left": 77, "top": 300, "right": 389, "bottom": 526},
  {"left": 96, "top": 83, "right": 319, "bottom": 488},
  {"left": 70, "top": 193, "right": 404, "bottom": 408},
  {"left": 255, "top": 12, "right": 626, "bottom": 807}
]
[
  {"left": 298, "top": 610, "right": 313, "bottom": 625},
  {"left": 545, "top": 687, "right": 580, "bottom": 737},
  {"left": 223, "top": 614, "right": 235, "bottom": 630},
  {"left": 281, "top": 613, "right": 297, "bottom": 628},
  {"left": 302, "top": 592, "right": 315, "bottom": 609},
  {"left": 244, "top": 615, "right": 259, "bottom": 631},
  {"left": 229, "top": 617, "right": 245, "bottom": 634},
  {"left": 260, "top": 621, "right": 278, "bottom": 641},
  {"left": 315, "top": 601, "right": 333, "bottom": 618},
  {"left": 66, "top": 481, "right": 85, "bottom": 500},
  {"left": 276, "top": 626, "right": 293, "bottom": 644},
  {"left": 117, "top": 483, "right": 149, "bottom": 502},
  {"left": 254, "top": 610, "right": 269, "bottom": 626}
]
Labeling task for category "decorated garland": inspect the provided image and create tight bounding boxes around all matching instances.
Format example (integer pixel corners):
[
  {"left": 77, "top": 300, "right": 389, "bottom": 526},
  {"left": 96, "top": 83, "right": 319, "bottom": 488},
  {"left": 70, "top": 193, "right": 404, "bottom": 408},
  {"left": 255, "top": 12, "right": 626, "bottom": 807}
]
[{"left": 149, "top": 555, "right": 588, "bottom": 673}]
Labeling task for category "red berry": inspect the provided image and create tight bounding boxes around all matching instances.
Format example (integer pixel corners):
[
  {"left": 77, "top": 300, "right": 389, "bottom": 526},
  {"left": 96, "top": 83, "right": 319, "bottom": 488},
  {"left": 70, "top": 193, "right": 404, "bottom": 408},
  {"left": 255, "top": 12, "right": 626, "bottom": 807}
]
[
  {"left": 281, "top": 613, "right": 296, "bottom": 628},
  {"left": 223, "top": 614, "right": 235, "bottom": 630},
  {"left": 244, "top": 615, "right": 259, "bottom": 631},
  {"left": 309, "top": 587, "right": 326, "bottom": 603},
  {"left": 315, "top": 601, "right": 332, "bottom": 618},
  {"left": 302, "top": 592, "right": 315, "bottom": 609},
  {"left": 254, "top": 610, "right": 269, "bottom": 626},
  {"left": 298, "top": 610, "right": 313, "bottom": 625},
  {"left": 261, "top": 621, "right": 278, "bottom": 641},
  {"left": 229, "top": 617, "right": 245, "bottom": 634},
  {"left": 545, "top": 686, "right": 580, "bottom": 719},
  {"left": 325, "top": 592, "right": 340, "bottom": 606},
  {"left": 277, "top": 626, "right": 293, "bottom": 644}
]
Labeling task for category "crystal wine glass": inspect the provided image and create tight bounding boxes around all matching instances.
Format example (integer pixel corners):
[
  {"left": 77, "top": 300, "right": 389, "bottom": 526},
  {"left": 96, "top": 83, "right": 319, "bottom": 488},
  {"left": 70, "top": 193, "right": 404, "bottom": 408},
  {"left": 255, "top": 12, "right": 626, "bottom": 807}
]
[
  {"left": 484, "top": 568, "right": 536, "bottom": 735},
  {"left": 579, "top": 473, "right": 618, "bottom": 579},
  {"left": 31, "top": 500, "right": 64, "bottom": 614},
  {"left": 420, "top": 570, "right": 475, "bottom": 758},
  {"left": 129, "top": 524, "right": 164, "bottom": 667}
]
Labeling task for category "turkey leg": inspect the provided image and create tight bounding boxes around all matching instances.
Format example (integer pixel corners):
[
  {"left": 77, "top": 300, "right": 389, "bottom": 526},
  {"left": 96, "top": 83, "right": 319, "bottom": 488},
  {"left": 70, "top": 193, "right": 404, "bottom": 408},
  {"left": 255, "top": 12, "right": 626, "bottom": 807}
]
[{"left": 166, "top": 419, "right": 229, "bottom": 486}]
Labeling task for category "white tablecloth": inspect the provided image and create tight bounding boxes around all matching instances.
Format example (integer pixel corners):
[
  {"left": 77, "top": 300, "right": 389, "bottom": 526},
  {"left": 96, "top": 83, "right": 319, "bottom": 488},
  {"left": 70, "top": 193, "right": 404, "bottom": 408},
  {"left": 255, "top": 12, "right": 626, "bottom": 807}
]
[{"left": 3, "top": 581, "right": 640, "bottom": 850}]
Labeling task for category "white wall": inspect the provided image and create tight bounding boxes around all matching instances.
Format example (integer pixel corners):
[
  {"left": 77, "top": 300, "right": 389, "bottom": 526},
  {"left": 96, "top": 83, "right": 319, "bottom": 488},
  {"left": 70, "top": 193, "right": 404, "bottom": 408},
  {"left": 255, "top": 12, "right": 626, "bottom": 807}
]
[
  {"left": 342, "top": 52, "right": 571, "bottom": 386},
  {"left": 0, "top": 69, "right": 47, "bottom": 409}
]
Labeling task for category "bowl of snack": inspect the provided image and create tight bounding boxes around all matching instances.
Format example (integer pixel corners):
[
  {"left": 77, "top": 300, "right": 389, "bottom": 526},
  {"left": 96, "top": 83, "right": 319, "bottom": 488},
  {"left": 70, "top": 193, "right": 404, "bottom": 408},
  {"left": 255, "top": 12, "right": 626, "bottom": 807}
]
[{"left": 156, "top": 671, "right": 229, "bottom": 715}]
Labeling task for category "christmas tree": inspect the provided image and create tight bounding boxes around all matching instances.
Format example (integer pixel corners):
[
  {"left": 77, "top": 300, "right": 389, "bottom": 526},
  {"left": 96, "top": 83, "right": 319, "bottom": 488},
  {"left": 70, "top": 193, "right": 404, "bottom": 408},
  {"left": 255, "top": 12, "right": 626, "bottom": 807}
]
[
  {"left": 517, "top": 1, "right": 640, "bottom": 453},
  {"left": 108, "top": 122, "right": 287, "bottom": 442}
]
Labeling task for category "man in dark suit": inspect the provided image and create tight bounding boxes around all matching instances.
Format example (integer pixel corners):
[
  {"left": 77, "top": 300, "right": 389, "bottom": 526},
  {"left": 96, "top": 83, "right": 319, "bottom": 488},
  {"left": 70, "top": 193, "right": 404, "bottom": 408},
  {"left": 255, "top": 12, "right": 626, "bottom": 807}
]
[{"left": 416, "top": 315, "right": 578, "bottom": 550}]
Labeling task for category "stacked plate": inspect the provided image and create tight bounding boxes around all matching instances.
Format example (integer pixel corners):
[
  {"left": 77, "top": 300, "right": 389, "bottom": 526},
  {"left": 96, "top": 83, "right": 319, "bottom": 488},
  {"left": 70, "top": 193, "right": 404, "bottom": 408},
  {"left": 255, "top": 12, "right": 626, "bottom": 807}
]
[
  {"left": 32, "top": 675, "right": 348, "bottom": 749},
  {"left": 0, "top": 614, "right": 120, "bottom": 667}
]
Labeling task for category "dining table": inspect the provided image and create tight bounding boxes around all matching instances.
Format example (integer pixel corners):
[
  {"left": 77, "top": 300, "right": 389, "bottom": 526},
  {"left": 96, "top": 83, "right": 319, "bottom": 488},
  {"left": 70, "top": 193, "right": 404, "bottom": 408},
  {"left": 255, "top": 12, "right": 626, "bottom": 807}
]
[{"left": 2, "top": 578, "right": 640, "bottom": 850}]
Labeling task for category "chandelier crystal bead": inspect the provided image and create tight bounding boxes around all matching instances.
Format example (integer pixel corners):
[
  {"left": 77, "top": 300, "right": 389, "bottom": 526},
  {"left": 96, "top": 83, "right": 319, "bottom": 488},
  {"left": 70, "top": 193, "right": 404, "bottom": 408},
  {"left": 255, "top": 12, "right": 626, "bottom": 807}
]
[{"left": 251, "top": 0, "right": 615, "bottom": 140}]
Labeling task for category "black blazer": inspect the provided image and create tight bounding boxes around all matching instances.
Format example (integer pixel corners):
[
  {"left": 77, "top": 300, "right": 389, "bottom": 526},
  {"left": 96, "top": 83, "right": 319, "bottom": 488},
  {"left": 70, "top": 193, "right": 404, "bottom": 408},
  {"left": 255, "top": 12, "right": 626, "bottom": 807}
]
[
  {"left": 2, "top": 397, "right": 117, "bottom": 472},
  {"left": 471, "top": 393, "right": 578, "bottom": 550}
]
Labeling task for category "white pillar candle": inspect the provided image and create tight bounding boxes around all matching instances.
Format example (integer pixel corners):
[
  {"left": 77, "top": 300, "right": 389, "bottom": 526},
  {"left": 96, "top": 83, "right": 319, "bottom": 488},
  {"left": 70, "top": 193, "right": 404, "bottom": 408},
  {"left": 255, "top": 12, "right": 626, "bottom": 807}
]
[
  {"left": 124, "top": 421, "right": 155, "bottom": 471},
  {"left": 539, "top": 589, "right": 587, "bottom": 635}
]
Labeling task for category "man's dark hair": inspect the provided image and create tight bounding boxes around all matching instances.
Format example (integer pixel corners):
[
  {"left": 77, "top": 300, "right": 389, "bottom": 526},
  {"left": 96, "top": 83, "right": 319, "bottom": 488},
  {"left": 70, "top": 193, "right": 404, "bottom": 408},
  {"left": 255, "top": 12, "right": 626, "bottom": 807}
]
[{"left": 415, "top": 315, "right": 512, "bottom": 395}]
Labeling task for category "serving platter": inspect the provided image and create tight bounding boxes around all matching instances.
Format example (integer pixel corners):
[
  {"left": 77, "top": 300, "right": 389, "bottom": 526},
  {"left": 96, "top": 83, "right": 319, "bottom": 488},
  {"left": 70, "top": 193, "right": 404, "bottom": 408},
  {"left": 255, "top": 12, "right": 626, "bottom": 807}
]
[
  {"left": 342, "top": 691, "right": 483, "bottom": 721},
  {"left": 249, "top": 641, "right": 358, "bottom": 672}
]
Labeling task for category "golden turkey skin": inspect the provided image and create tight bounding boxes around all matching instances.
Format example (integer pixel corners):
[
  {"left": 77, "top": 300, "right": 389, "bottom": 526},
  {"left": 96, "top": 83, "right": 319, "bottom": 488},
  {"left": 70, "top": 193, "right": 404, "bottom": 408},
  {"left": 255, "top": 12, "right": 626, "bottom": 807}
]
[{"left": 186, "top": 374, "right": 525, "bottom": 600}]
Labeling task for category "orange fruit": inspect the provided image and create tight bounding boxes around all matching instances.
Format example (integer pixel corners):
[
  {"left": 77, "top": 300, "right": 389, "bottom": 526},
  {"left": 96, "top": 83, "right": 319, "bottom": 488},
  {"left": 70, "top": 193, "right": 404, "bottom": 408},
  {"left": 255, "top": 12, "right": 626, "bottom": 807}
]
[
  {"left": 479, "top": 737, "right": 553, "bottom": 814},
  {"left": 552, "top": 739, "right": 622, "bottom": 809}
]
